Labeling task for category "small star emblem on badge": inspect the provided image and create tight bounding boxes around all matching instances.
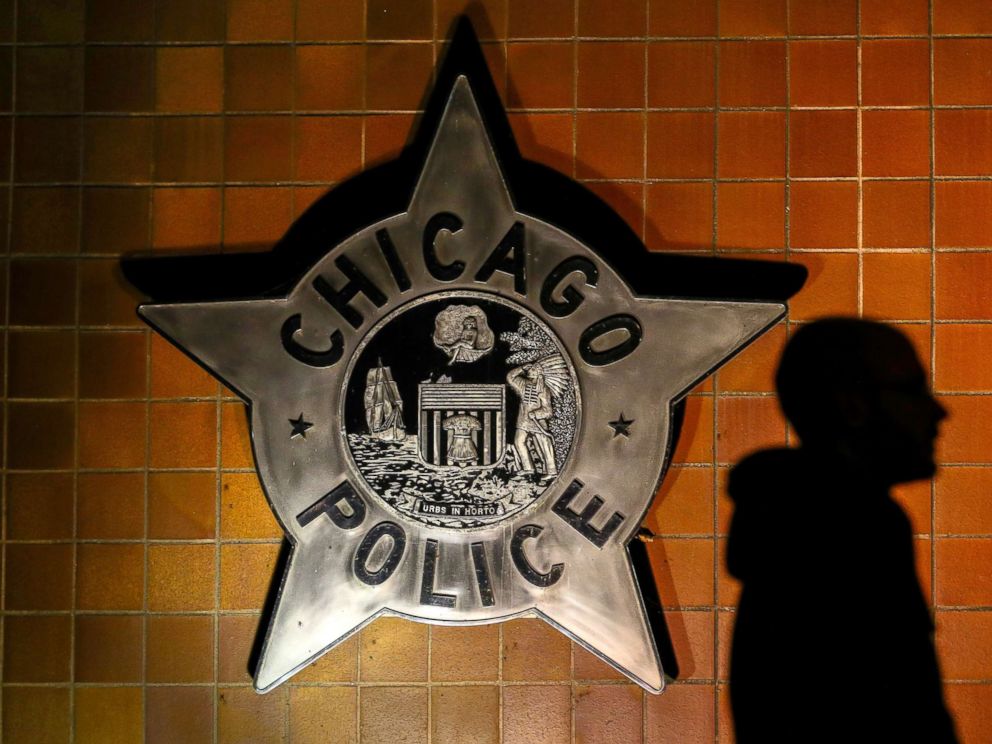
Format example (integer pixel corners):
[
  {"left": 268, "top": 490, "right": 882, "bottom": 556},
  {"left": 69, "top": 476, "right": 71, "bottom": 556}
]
[
  {"left": 289, "top": 414, "right": 313, "bottom": 439},
  {"left": 609, "top": 413, "right": 634, "bottom": 438}
]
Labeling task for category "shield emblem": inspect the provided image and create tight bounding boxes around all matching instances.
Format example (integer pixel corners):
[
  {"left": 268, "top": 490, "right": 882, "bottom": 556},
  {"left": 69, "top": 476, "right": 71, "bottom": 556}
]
[{"left": 418, "top": 383, "right": 506, "bottom": 467}]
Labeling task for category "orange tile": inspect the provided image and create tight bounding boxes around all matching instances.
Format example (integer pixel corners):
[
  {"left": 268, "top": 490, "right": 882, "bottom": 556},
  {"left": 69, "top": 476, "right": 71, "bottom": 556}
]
[
  {"left": 155, "top": 46, "right": 223, "bottom": 113},
  {"left": 892, "top": 477, "right": 934, "bottom": 537},
  {"left": 789, "top": 181, "right": 857, "bottom": 249},
  {"left": 935, "top": 610, "right": 992, "bottom": 679},
  {"left": 789, "top": 0, "right": 857, "bottom": 35},
  {"left": 149, "top": 543, "right": 216, "bottom": 611},
  {"left": 936, "top": 181, "right": 992, "bottom": 249},
  {"left": 716, "top": 395, "right": 786, "bottom": 464},
  {"left": 672, "top": 609, "right": 716, "bottom": 680},
  {"left": 578, "top": 42, "right": 645, "bottom": 109},
  {"left": 787, "top": 252, "right": 859, "bottom": 321},
  {"left": 507, "top": 42, "right": 573, "bottom": 109},
  {"left": 227, "top": 0, "right": 293, "bottom": 40},
  {"left": 2, "top": 687, "right": 70, "bottom": 744},
  {"left": 719, "top": 322, "right": 785, "bottom": 392},
  {"left": 648, "top": 41, "right": 715, "bottom": 108},
  {"left": 945, "top": 684, "right": 992, "bottom": 744},
  {"left": 84, "top": 46, "right": 153, "bottom": 112},
  {"left": 861, "top": 40, "right": 930, "bottom": 106},
  {"left": 3, "top": 615, "right": 71, "bottom": 682},
  {"left": 17, "top": 46, "right": 83, "bottom": 112},
  {"left": 367, "top": 0, "right": 431, "bottom": 39},
  {"left": 150, "top": 333, "right": 216, "bottom": 398},
  {"left": 718, "top": 41, "right": 786, "bottom": 107},
  {"left": 77, "top": 543, "right": 144, "bottom": 610},
  {"left": 222, "top": 401, "right": 255, "bottom": 468},
  {"left": 293, "top": 185, "right": 326, "bottom": 217},
  {"left": 432, "top": 686, "right": 499, "bottom": 744},
  {"left": 936, "top": 109, "right": 992, "bottom": 177},
  {"left": 147, "top": 686, "right": 213, "bottom": 744},
  {"left": 718, "top": 0, "right": 787, "bottom": 36},
  {"left": 937, "top": 395, "right": 992, "bottom": 464},
  {"left": 294, "top": 116, "right": 363, "bottom": 182},
  {"left": 7, "top": 401, "right": 75, "bottom": 470},
  {"left": 83, "top": 116, "right": 154, "bottom": 182},
  {"left": 579, "top": 0, "right": 645, "bottom": 36},
  {"left": 79, "top": 331, "right": 146, "bottom": 398},
  {"left": 6, "top": 472, "right": 74, "bottom": 540},
  {"left": 650, "top": 0, "right": 717, "bottom": 36},
  {"left": 297, "top": 0, "right": 364, "bottom": 40},
  {"left": 862, "top": 110, "right": 930, "bottom": 178},
  {"left": 935, "top": 39, "right": 992, "bottom": 106},
  {"left": 584, "top": 181, "right": 645, "bottom": 239},
  {"left": 789, "top": 40, "right": 857, "bottom": 106},
  {"left": 863, "top": 181, "right": 930, "bottom": 249},
  {"left": 359, "top": 616, "right": 429, "bottom": 681},
  {"left": 573, "top": 644, "right": 626, "bottom": 681},
  {"left": 218, "top": 688, "right": 287, "bottom": 744},
  {"left": 295, "top": 46, "right": 365, "bottom": 111},
  {"left": 154, "top": 117, "right": 224, "bottom": 182},
  {"left": 14, "top": 116, "right": 80, "bottom": 182},
  {"left": 225, "top": 116, "right": 293, "bottom": 182},
  {"left": 935, "top": 0, "right": 992, "bottom": 34},
  {"left": 152, "top": 187, "right": 222, "bottom": 249},
  {"left": 9, "top": 259, "right": 76, "bottom": 326},
  {"left": 150, "top": 401, "right": 217, "bottom": 468},
  {"left": 79, "top": 258, "right": 145, "bottom": 326},
  {"left": 509, "top": 112, "right": 573, "bottom": 175},
  {"left": 149, "top": 471, "right": 217, "bottom": 539},
  {"left": 717, "top": 111, "right": 786, "bottom": 178},
  {"left": 508, "top": 0, "right": 572, "bottom": 37},
  {"left": 8, "top": 329, "right": 75, "bottom": 397},
  {"left": 75, "top": 687, "right": 143, "bottom": 744},
  {"left": 789, "top": 110, "right": 857, "bottom": 178},
  {"left": 288, "top": 687, "right": 357, "bottom": 744},
  {"left": 936, "top": 324, "right": 992, "bottom": 392},
  {"left": 861, "top": 0, "right": 929, "bottom": 35},
  {"left": 86, "top": 0, "right": 155, "bottom": 41},
  {"left": 11, "top": 186, "right": 80, "bottom": 255},
  {"left": 645, "top": 683, "right": 716, "bottom": 743},
  {"left": 78, "top": 472, "right": 145, "bottom": 539},
  {"left": 648, "top": 465, "right": 715, "bottom": 535},
  {"left": 936, "top": 467, "right": 992, "bottom": 535},
  {"left": 147, "top": 614, "right": 214, "bottom": 682},
  {"left": 503, "top": 617, "right": 572, "bottom": 680},
  {"left": 219, "top": 613, "right": 260, "bottom": 683},
  {"left": 502, "top": 685, "right": 570, "bottom": 743},
  {"left": 75, "top": 614, "right": 143, "bottom": 682},
  {"left": 220, "top": 472, "right": 280, "bottom": 539},
  {"left": 671, "top": 396, "right": 714, "bottom": 464},
  {"left": 78, "top": 400, "right": 146, "bottom": 468},
  {"left": 294, "top": 634, "right": 359, "bottom": 682},
  {"left": 225, "top": 45, "right": 293, "bottom": 111},
  {"left": 647, "top": 112, "right": 715, "bottom": 178},
  {"left": 862, "top": 253, "right": 930, "bottom": 322},
  {"left": 220, "top": 542, "right": 281, "bottom": 610},
  {"left": 364, "top": 112, "right": 416, "bottom": 166},
  {"left": 576, "top": 112, "right": 644, "bottom": 179},
  {"left": 937, "top": 538, "right": 992, "bottom": 606},
  {"left": 360, "top": 687, "right": 428, "bottom": 744},
  {"left": 648, "top": 537, "right": 715, "bottom": 607},
  {"left": 936, "top": 253, "right": 992, "bottom": 318},
  {"left": 366, "top": 43, "right": 433, "bottom": 110},
  {"left": 156, "top": 0, "right": 225, "bottom": 41},
  {"left": 223, "top": 186, "right": 293, "bottom": 246},
  {"left": 716, "top": 181, "right": 784, "bottom": 250},
  {"left": 645, "top": 182, "right": 713, "bottom": 251},
  {"left": 18, "top": 0, "right": 84, "bottom": 41},
  {"left": 575, "top": 684, "right": 643, "bottom": 742}
]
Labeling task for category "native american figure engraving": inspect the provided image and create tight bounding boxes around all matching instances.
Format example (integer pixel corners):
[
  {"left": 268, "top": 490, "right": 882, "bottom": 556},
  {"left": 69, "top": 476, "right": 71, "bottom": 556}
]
[
  {"left": 364, "top": 360, "right": 405, "bottom": 441},
  {"left": 506, "top": 356, "right": 569, "bottom": 478},
  {"left": 432, "top": 305, "right": 494, "bottom": 364}
]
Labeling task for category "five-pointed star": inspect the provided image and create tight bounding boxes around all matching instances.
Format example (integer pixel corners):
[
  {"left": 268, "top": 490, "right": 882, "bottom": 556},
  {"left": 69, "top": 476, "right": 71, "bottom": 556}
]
[
  {"left": 289, "top": 414, "right": 313, "bottom": 439},
  {"left": 138, "top": 75, "right": 786, "bottom": 694},
  {"left": 609, "top": 413, "right": 635, "bottom": 438}
]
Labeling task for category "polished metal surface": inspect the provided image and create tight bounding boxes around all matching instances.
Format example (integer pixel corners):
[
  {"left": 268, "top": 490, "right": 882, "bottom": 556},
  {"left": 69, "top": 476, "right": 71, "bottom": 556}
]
[{"left": 139, "top": 77, "right": 785, "bottom": 694}]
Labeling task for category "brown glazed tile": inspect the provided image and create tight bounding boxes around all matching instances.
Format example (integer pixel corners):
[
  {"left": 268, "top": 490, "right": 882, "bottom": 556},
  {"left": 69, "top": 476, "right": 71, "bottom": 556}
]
[
  {"left": 86, "top": 0, "right": 155, "bottom": 41},
  {"left": 221, "top": 472, "right": 281, "bottom": 539},
  {"left": 149, "top": 401, "right": 217, "bottom": 468},
  {"left": 152, "top": 187, "right": 222, "bottom": 249},
  {"left": 648, "top": 465, "right": 715, "bottom": 535},
  {"left": 361, "top": 687, "right": 428, "bottom": 744},
  {"left": 936, "top": 252, "right": 992, "bottom": 320},
  {"left": 432, "top": 687, "right": 499, "bottom": 744},
  {"left": 16, "top": 46, "right": 83, "bottom": 112},
  {"left": 156, "top": 47, "right": 224, "bottom": 113},
  {"left": 718, "top": 41, "right": 785, "bottom": 107},
  {"left": 646, "top": 684, "right": 715, "bottom": 743},
  {"left": 437, "top": 0, "right": 507, "bottom": 39},
  {"left": 3, "top": 615, "right": 71, "bottom": 682},
  {"left": 720, "top": 323, "right": 784, "bottom": 394},
  {"left": 936, "top": 324, "right": 992, "bottom": 392},
  {"left": 576, "top": 112, "right": 644, "bottom": 179},
  {"left": 225, "top": 186, "right": 294, "bottom": 246},
  {"left": 293, "top": 633, "right": 359, "bottom": 682},
  {"left": 936, "top": 467, "right": 992, "bottom": 535},
  {"left": 863, "top": 180, "right": 930, "bottom": 248},
  {"left": 790, "top": 181, "right": 857, "bottom": 249},
  {"left": 788, "top": 252, "right": 859, "bottom": 321},
  {"left": 789, "top": 0, "right": 856, "bottom": 35},
  {"left": 219, "top": 686, "right": 287, "bottom": 744},
  {"left": 360, "top": 616, "right": 429, "bottom": 681},
  {"left": 5, "top": 544, "right": 73, "bottom": 610},
  {"left": 228, "top": 0, "right": 293, "bottom": 40},
  {"left": 289, "top": 687, "right": 357, "bottom": 744},
  {"left": 149, "top": 471, "right": 217, "bottom": 539},
  {"left": 509, "top": 0, "right": 573, "bottom": 38},
  {"left": 297, "top": 0, "right": 364, "bottom": 40},
  {"left": 579, "top": 0, "right": 646, "bottom": 36},
  {"left": 78, "top": 472, "right": 145, "bottom": 539},
  {"left": 11, "top": 186, "right": 80, "bottom": 254},
  {"left": 585, "top": 181, "right": 645, "bottom": 239},
  {"left": 84, "top": 46, "right": 153, "bottom": 112},
  {"left": 18, "top": 0, "right": 84, "bottom": 41},
  {"left": 2, "top": 687, "right": 70, "bottom": 744},
  {"left": 367, "top": 43, "right": 434, "bottom": 110},
  {"left": 75, "top": 687, "right": 143, "bottom": 744},
  {"left": 83, "top": 117, "right": 154, "bottom": 183},
  {"left": 862, "top": 40, "right": 930, "bottom": 106},
  {"left": 431, "top": 624, "right": 500, "bottom": 681},
  {"left": 936, "top": 181, "right": 992, "bottom": 249},
  {"left": 82, "top": 187, "right": 150, "bottom": 255},
  {"left": 222, "top": 401, "right": 255, "bottom": 468},
  {"left": 717, "top": 396, "right": 786, "bottom": 464},
  {"left": 861, "top": 0, "right": 929, "bottom": 35},
  {"left": 8, "top": 330, "right": 75, "bottom": 398},
  {"left": 150, "top": 332, "right": 216, "bottom": 397},
  {"left": 294, "top": 116, "right": 362, "bottom": 182},
  {"left": 14, "top": 116, "right": 81, "bottom": 182},
  {"left": 502, "top": 685, "right": 571, "bottom": 744},
  {"left": 938, "top": 395, "right": 992, "bottom": 464},
  {"left": 648, "top": 41, "right": 715, "bottom": 108},
  {"left": 935, "top": 39, "right": 992, "bottom": 106},
  {"left": 508, "top": 112, "right": 573, "bottom": 176},
  {"left": 367, "top": 0, "right": 432, "bottom": 40},
  {"left": 507, "top": 42, "right": 573, "bottom": 109},
  {"left": 360, "top": 112, "right": 411, "bottom": 166},
  {"left": 219, "top": 613, "right": 261, "bottom": 683},
  {"left": 649, "top": 537, "right": 716, "bottom": 607},
  {"left": 77, "top": 543, "right": 144, "bottom": 611},
  {"left": 789, "top": 110, "right": 857, "bottom": 178},
  {"left": 75, "top": 614, "right": 143, "bottom": 682},
  {"left": 156, "top": 0, "right": 225, "bottom": 41},
  {"left": 154, "top": 117, "right": 224, "bottom": 182},
  {"left": 862, "top": 110, "right": 930, "bottom": 178},
  {"left": 147, "top": 686, "right": 214, "bottom": 744},
  {"left": 147, "top": 614, "right": 214, "bottom": 682},
  {"left": 935, "top": 0, "right": 992, "bottom": 34},
  {"left": 936, "top": 610, "right": 992, "bottom": 679},
  {"left": 148, "top": 543, "right": 216, "bottom": 611},
  {"left": 717, "top": 111, "right": 785, "bottom": 178},
  {"left": 220, "top": 543, "right": 280, "bottom": 610},
  {"left": 226, "top": 45, "right": 293, "bottom": 112},
  {"left": 79, "top": 330, "right": 146, "bottom": 398},
  {"left": 503, "top": 618, "right": 571, "bottom": 680},
  {"left": 578, "top": 42, "right": 644, "bottom": 109},
  {"left": 945, "top": 684, "right": 992, "bottom": 744},
  {"left": 645, "top": 182, "right": 713, "bottom": 251},
  {"left": 789, "top": 40, "right": 857, "bottom": 106},
  {"left": 575, "top": 685, "right": 643, "bottom": 743},
  {"left": 670, "top": 397, "right": 714, "bottom": 464},
  {"left": 7, "top": 402, "right": 75, "bottom": 470},
  {"left": 647, "top": 112, "right": 715, "bottom": 178},
  {"left": 863, "top": 253, "right": 931, "bottom": 322},
  {"left": 7, "top": 472, "right": 73, "bottom": 540},
  {"left": 225, "top": 116, "right": 293, "bottom": 182},
  {"left": 573, "top": 644, "right": 626, "bottom": 681},
  {"left": 80, "top": 258, "right": 145, "bottom": 326},
  {"left": 716, "top": 181, "right": 784, "bottom": 250},
  {"left": 718, "top": 0, "right": 786, "bottom": 36},
  {"left": 936, "top": 109, "right": 992, "bottom": 177},
  {"left": 649, "top": 0, "right": 716, "bottom": 36},
  {"left": 78, "top": 401, "right": 146, "bottom": 468}
]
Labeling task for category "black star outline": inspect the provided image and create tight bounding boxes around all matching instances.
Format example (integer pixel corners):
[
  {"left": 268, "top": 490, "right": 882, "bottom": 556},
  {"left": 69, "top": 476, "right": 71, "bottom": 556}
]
[
  {"left": 609, "top": 413, "right": 634, "bottom": 438},
  {"left": 289, "top": 414, "right": 313, "bottom": 439}
]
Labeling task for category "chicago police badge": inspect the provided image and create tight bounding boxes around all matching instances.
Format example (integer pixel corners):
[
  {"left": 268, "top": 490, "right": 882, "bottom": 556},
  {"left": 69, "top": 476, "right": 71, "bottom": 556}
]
[{"left": 133, "top": 22, "right": 803, "bottom": 694}]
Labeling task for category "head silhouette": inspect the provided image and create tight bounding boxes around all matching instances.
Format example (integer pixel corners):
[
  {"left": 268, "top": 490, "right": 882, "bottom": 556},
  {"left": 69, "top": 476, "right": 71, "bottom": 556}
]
[{"left": 776, "top": 318, "right": 946, "bottom": 485}]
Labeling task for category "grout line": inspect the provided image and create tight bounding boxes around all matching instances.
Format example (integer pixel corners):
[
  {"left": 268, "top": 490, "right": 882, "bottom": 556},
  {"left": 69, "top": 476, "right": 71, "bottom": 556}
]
[
  {"left": 929, "top": 0, "right": 939, "bottom": 616},
  {"left": 711, "top": 8, "right": 723, "bottom": 741},
  {"left": 857, "top": 1, "right": 864, "bottom": 318}
]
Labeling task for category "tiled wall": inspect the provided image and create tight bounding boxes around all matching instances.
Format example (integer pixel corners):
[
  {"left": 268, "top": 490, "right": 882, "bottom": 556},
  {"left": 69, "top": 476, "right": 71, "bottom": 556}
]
[{"left": 2, "top": 0, "right": 992, "bottom": 742}]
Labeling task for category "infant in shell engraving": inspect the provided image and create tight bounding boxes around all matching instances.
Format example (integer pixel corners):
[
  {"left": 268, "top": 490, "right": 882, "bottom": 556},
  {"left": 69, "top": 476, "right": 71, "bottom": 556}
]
[{"left": 433, "top": 304, "right": 495, "bottom": 364}]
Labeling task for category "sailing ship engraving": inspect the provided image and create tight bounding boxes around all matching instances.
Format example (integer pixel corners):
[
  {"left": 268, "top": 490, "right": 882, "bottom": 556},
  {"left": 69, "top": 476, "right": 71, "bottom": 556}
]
[{"left": 364, "top": 360, "right": 406, "bottom": 442}]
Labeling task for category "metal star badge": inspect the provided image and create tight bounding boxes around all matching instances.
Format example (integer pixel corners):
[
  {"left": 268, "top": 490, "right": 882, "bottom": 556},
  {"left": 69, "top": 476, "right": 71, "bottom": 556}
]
[{"left": 137, "top": 32, "right": 799, "bottom": 694}]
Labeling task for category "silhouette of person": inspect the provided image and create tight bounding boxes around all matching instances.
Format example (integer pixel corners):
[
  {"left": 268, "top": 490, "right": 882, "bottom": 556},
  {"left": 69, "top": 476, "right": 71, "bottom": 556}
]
[{"left": 726, "top": 318, "right": 958, "bottom": 743}]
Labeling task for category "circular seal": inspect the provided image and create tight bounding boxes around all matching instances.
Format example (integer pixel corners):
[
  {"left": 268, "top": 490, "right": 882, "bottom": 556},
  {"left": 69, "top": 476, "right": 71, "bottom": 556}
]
[{"left": 342, "top": 291, "right": 580, "bottom": 528}]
